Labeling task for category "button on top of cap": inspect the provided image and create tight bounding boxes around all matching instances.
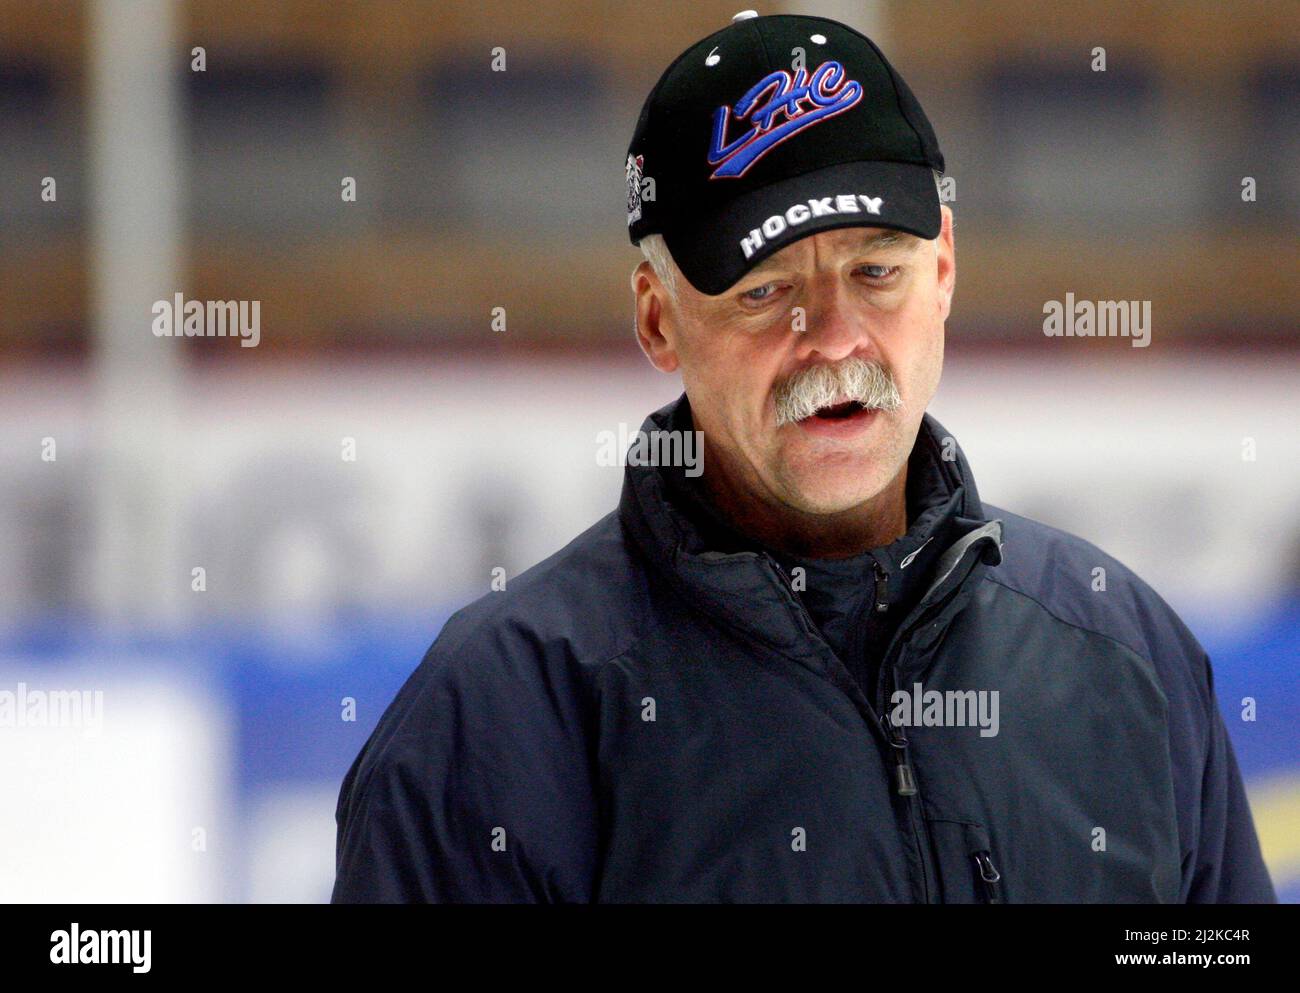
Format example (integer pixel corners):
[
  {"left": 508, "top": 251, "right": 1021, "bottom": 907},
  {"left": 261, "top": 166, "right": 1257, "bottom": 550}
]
[{"left": 731, "top": 10, "right": 758, "bottom": 21}]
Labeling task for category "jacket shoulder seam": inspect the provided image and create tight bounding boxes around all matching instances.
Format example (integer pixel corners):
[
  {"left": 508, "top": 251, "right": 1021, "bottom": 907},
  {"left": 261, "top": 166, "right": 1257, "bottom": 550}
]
[{"left": 981, "top": 574, "right": 1162, "bottom": 673}]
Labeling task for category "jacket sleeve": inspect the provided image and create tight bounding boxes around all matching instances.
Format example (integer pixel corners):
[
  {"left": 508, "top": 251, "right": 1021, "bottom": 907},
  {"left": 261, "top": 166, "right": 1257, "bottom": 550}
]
[
  {"left": 1182, "top": 653, "right": 1277, "bottom": 903},
  {"left": 330, "top": 614, "right": 600, "bottom": 903}
]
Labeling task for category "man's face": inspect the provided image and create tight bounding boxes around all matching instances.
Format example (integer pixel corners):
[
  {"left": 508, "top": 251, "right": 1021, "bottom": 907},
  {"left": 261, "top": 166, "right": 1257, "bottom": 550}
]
[{"left": 635, "top": 209, "right": 955, "bottom": 518}]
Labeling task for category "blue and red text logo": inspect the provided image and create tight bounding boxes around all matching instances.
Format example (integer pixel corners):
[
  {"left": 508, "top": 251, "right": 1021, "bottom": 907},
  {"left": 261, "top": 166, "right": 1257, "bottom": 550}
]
[{"left": 708, "top": 61, "right": 863, "bottom": 179}]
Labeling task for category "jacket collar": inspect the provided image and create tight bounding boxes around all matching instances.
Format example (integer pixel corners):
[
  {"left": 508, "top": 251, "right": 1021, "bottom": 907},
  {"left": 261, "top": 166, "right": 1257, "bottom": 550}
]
[{"left": 618, "top": 392, "right": 1002, "bottom": 669}]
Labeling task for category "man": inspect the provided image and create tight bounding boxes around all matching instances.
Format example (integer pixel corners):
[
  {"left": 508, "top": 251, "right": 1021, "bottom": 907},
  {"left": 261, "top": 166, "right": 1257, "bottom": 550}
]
[{"left": 332, "top": 11, "right": 1275, "bottom": 903}]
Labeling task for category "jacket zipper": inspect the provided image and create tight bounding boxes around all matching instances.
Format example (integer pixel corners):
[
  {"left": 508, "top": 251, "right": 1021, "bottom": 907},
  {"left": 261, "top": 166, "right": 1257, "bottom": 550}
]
[
  {"left": 766, "top": 554, "right": 892, "bottom": 749},
  {"left": 805, "top": 556, "right": 917, "bottom": 798},
  {"left": 769, "top": 542, "right": 989, "bottom": 904},
  {"left": 867, "top": 560, "right": 917, "bottom": 796},
  {"left": 974, "top": 850, "right": 1002, "bottom": 904},
  {"left": 871, "top": 558, "right": 889, "bottom": 614},
  {"left": 865, "top": 556, "right": 941, "bottom": 900},
  {"left": 874, "top": 538, "right": 998, "bottom": 903},
  {"left": 765, "top": 555, "right": 817, "bottom": 638},
  {"left": 879, "top": 709, "right": 917, "bottom": 796}
]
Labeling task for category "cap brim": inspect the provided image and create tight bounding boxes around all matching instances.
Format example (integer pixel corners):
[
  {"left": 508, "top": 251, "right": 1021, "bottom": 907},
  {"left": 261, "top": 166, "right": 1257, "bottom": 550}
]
[{"left": 663, "top": 159, "right": 941, "bottom": 297}]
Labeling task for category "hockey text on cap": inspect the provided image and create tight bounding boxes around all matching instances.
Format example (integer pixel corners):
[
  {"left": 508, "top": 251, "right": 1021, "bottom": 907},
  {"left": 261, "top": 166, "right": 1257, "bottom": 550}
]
[{"left": 740, "top": 193, "right": 883, "bottom": 258}]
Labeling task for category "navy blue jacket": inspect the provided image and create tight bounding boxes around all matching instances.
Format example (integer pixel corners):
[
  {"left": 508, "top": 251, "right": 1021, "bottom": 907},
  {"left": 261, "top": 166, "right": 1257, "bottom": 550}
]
[{"left": 332, "top": 395, "right": 1276, "bottom": 903}]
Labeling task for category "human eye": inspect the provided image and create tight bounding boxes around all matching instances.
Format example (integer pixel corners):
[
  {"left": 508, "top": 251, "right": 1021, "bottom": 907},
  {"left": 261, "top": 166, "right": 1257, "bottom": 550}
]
[
  {"left": 739, "top": 280, "right": 785, "bottom": 305},
  {"left": 856, "top": 263, "right": 901, "bottom": 283}
]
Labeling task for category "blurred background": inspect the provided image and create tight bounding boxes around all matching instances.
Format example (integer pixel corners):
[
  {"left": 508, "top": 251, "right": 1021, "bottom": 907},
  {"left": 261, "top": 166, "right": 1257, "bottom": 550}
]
[{"left": 0, "top": 0, "right": 1296, "bottom": 902}]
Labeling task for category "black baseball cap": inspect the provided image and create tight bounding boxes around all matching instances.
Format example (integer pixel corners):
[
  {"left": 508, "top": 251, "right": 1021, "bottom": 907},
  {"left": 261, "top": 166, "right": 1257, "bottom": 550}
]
[{"left": 625, "top": 10, "right": 945, "bottom": 296}]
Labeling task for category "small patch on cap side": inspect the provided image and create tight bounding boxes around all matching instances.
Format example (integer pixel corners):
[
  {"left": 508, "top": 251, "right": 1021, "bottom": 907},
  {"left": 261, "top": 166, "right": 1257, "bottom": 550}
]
[{"left": 731, "top": 10, "right": 758, "bottom": 22}]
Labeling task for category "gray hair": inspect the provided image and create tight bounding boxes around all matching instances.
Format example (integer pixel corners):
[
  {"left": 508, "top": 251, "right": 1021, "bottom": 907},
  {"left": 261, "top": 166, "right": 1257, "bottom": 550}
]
[
  {"left": 638, "top": 170, "right": 947, "bottom": 301},
  {"left": 639, "top": 232, "right": 679, "bottom": 302}
]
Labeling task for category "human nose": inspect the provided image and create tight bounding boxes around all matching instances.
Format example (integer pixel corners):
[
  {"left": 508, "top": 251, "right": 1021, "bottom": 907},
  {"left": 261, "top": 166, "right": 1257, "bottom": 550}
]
[{"left": 795, "top": 277, "right": 878, "bottom": 363}]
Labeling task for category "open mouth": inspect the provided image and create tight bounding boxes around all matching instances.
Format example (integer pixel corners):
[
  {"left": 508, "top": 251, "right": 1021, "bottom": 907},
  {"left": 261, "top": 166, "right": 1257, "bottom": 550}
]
[{"left": 809, "top": 399, "right": 869, "bottom": 421}]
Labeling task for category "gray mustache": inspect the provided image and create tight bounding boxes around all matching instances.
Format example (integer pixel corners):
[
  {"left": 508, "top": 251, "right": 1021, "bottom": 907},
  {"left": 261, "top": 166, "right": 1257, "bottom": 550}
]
[{"left": 773, "top": 357, "right": 902, "bottom": 427}]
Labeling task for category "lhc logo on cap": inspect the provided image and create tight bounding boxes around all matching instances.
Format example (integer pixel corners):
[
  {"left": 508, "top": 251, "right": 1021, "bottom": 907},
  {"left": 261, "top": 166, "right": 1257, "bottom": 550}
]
[{"left": 708, "top": 61, "right": 863, "bottom": 179}]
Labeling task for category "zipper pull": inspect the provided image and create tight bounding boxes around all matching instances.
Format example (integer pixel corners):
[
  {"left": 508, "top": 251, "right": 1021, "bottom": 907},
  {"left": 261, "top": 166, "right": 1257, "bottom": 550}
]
[
  {"left": 880, "top": 713, "right": 918, "bottom": 796},
  {"left": 880, "top": 710, "right": 908, "bottom": 748},
  {"left": 872, "top": 560, "right": 889, "bottom": 613},
  {"left": 894, "top": 760, "right": 918, "bottom": 797},
  {"left": 974, "top": 851, "right": 1002, "bottom": 904}
]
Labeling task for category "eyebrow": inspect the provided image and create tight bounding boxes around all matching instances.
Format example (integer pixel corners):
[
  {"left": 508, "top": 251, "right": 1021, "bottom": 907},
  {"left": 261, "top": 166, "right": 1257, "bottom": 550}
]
[{"left": 746, "top": 229, "right": 920, "bottom": 277}]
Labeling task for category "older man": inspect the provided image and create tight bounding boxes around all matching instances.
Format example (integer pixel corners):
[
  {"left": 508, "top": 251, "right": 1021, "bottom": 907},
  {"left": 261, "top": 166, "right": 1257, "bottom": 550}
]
[{"left": 332, "top": 11, "right": 1274, "bottom": 904}]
